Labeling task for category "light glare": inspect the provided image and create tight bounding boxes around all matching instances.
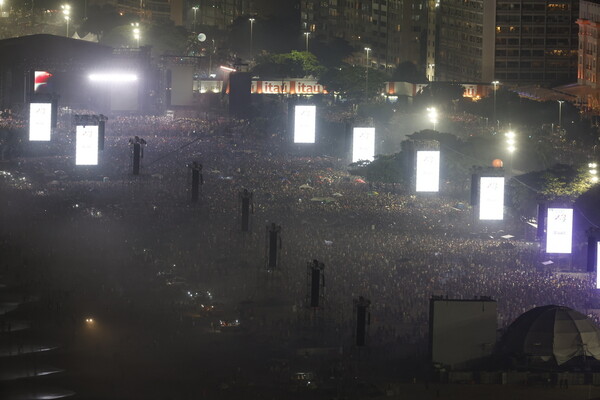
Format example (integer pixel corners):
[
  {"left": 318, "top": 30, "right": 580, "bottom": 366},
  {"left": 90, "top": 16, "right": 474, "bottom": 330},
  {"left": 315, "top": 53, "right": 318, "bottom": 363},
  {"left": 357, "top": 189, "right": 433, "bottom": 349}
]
[{"left": 88, "top": 73, "right": 138, "bottom": 82}]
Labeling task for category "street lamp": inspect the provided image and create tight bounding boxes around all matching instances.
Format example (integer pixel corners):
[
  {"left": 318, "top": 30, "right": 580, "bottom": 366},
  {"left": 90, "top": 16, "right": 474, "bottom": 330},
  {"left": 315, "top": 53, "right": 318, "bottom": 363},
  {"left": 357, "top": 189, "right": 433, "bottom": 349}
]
[
  {"left": 492, "top": 80, "right": 500, "bottom": 131},
  {"left": 427, "top": 107, "right": 438, "bottom": 131},
  {"left": 61, "top": 4, "right": 70, "bottom": 37},
  {"left": 304, "top": 32, "right": 310, "bottom": 52},
  {"left": 131, "top": 22, "right": 140, "bottom": 48},
  {"left": 558, "top": 100, "right": 564, "bottom": 129},
  {"left": 249, "top": 17, "right": 255, "bottom": 59},
  {"left": 192, "top": 6, "right": 198, "bottom": 32},
  {"left": 364, "top": 47, "right": 371, "bottom": 98}
]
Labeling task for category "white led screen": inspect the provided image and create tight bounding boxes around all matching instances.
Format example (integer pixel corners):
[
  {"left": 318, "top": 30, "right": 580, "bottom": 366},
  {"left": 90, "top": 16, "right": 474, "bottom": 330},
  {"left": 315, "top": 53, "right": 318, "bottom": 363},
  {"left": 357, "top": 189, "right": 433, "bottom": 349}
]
[
  {"left": 352, "top": 127, "right": 375, "bottom": 162},
  {"left": 416, "top": 150, "right": 440, "bottom": 192},
  {"left": 76, "top": 125, "right": 99, "bottom": 166},
  {"left": 545, "top": 207, "right": 573, "bottom": 254},
  {"left": 29, "top": 103, "right": 52, "bottom": 141},
  {"left": 294, "top": 105, "right": 316, "bottom": 143},
  {"left": 596, "top": 241, "right": 600, "bottom": 289},
  {"left": 479, "top": 176, "right": 505, "bottom": 220}
]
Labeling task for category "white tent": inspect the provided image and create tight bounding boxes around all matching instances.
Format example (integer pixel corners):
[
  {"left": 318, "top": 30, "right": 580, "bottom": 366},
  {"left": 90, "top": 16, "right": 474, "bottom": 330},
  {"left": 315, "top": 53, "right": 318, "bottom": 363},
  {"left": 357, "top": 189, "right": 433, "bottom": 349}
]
[{"left": 501, "top": 305, "right": 600, "bottom": 365}]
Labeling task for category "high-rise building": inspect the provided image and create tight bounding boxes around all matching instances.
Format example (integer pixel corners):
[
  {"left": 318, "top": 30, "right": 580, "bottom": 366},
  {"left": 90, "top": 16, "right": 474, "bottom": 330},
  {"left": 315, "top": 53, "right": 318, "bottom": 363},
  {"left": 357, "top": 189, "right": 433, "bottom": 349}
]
[
  {"left": 186, "top": 0, "right": 254, "bottom": 31},
  {"left": 578, "top": 1, "right": 600, "bottom": 88},
  {"left": 432, "top": 0, "right": 579, "bottom": 85},
  {"left": 300, "top": 0, "right": 428, "bottom": 70}
]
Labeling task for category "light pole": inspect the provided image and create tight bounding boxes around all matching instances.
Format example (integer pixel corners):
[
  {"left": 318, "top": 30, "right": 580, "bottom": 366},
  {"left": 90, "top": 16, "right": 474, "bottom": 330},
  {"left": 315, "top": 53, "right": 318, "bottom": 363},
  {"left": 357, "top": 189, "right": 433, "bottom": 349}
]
[
  {"left": 192, "top": 6, "right": 198, "bottom": 32},
  {"left": 427, "top": 107, "right": 438, "bottom": 131},
  {"left": 304, "top": 32, "right": 310, "bottom": 52},
  {"left": 506, "top": 130, "right": 516, "bottom": 176},
  {"left": 61, "top": 4, "right": 70, "bottom": 37},
  {"left": 0, "top": 0, "right": 4, "bottom": 17},
  {"left": 364, "top": 47, "right": 371, "bottom": 99},
  {"left": 492, "top": 80, "right": 500, "bottom": 131},
  {"left": 131, "top": 22, "right": 140, "bottom": 48},
  {"left": 558, "top": 100, "right": 564, "bottom": 129},
  {"left": 590, "top": 162, "right": 598, "bottom": 184},
  {"left": 249, "top": 17, "right": 255, "bottom": 59}
]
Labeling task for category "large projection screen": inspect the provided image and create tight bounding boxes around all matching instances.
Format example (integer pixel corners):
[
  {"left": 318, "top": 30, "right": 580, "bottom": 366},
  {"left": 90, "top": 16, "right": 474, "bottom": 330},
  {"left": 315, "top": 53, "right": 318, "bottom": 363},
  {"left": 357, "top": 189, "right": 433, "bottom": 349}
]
[
  {"left": 76, "top": 125, "right": 99, "bottom": 166},
  {"left": 29, "top": 103, "right": 52, "bottom": 141},
  {"left": 415, "top": 151, "right": 440, "bottom": 192},
  {"left": 294, "top": 105, "right": 316, "bottom": 143},
  {"left": 479, "top": 177, "right": 505, "bottom": 220},
  {"left": 352, "top": 127, "right": 375, "bottom": 162},
  {"left": 546, "top": 207, "right": 573, "bottom": 254},
  {"left": 596, "top": 241, "right": 600, "bottom": 289}
]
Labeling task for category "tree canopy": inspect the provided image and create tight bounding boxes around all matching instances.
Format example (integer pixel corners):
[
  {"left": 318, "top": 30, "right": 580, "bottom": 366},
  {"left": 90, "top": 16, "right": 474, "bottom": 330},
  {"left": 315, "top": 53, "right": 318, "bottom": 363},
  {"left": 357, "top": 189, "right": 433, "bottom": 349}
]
[
  {"left": 251, "top": 51, "right": 325, "bottom": 79},
  {"left": 319, "top": 65, "right": 388, "bottom": 102}
]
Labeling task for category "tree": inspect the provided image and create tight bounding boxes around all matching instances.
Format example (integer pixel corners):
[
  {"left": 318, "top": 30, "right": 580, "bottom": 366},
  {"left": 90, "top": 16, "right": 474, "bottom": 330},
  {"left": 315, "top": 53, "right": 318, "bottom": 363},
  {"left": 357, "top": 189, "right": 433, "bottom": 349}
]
[
  {"left": 251, "top": 51, "right": 325, "bottom": 79},
  {"left": 391, "top": 61, "right": 427, "bottom": 83},
  {"left": 319, "top": 65, "right": 388, "bottom": 102},
  {"left": 310, "top": 38, "right": 355, "bottom": 68}
]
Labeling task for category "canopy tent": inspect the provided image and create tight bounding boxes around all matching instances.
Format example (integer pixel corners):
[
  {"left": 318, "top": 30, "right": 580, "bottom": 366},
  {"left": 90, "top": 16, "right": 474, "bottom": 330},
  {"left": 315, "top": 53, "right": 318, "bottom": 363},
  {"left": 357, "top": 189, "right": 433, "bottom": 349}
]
[{"left": 500, "top": 305, "right": 600, "bottom": 365}]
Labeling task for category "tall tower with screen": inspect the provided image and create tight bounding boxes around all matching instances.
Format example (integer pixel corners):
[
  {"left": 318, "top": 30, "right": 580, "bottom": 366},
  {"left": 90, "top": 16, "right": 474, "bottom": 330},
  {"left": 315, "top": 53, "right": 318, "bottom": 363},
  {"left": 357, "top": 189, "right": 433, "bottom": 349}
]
[
  {"left": 294, "top": 105, "right": 316, "bottom": 143},
  {"left": 416, "top": 150, "right": 440, "bottom": 192}
]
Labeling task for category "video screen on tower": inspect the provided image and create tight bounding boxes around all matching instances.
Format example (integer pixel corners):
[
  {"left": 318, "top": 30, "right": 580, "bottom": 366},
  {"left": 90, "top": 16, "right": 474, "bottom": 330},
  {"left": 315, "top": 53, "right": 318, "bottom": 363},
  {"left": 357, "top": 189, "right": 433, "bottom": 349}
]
[
  {"left": 29, "top": 102, "right": 52, "bottom": 141},
  {"left": 294, "top": 105, "right": 316, "bottom": 143},
  {"left": 596, "top": 241, "right": 600, "bottom": 289},
  {"left": 479, "top": 176, "right": 505, "bottom": 220},
  {"left": 545, "top": 207, "right": 573, "bottom": 254},
  {"left": 415, "top": 150, "right": 440, "bottom": 192},
  {"left": 352, "top": 127, "right": 375, "bottom": 162},
  {"left": 75, "top": 125, "right": 99, "bottom": 166}
]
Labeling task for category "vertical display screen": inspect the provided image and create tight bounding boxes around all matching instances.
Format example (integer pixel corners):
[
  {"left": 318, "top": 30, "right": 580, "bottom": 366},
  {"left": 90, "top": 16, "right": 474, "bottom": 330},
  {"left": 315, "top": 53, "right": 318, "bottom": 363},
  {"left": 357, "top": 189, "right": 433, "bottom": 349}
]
[
  {"left": 416, "top": 150, "right": 440, "bottom": 192},
  {"left": 596, "top": 241, "right": 600, "bottom": 289},
  {"left": 352, "top": 127, "right": 375, "bottom": 162},
  {"left": 545, "top": 207, "right": 573, "bottom": 254},
  {"left": 76, "top": 125, "right": 99, "bottom": 166},
  {"left": 479, "top": 177, "right": 505, "bottom": 220},
  {"left": 294, "top": 105, "right": 316, "bottom": 143},
  {"left": 29, "top": 102, "right": 53, "bottom": 141}
]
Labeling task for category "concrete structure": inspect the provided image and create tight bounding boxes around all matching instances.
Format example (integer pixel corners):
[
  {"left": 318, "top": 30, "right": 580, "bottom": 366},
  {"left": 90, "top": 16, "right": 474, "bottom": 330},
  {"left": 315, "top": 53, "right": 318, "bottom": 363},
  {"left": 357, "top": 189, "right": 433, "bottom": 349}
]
[
  {"left": 300, "top": 0, "right": 428, "bottom": 71},
  {"left": 434, "top": 0, "right": 579, "bottom": 85}
]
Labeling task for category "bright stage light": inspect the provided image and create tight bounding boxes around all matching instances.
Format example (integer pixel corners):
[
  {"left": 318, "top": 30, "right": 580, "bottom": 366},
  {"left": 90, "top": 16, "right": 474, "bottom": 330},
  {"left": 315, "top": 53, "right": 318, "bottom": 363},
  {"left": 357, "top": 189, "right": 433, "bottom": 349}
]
[
  {"left": 88, "top": 73, "right": 138, "bottom": 82},
  {"left": 416, "top": 150, "right": 440, "bottom": 192},
  {"left": 479, "top": 176, "right": 504, "bottom": 220},
  {"left": 29, "top": 103, "right": 52, "bottom": 141},
  {"left": 76, "top": 125, "right": 99, "bottom": 166},
  {"left": 352, "top": 127, "right": 375, "bottom": 162},
  {"left": 294, "top": 105, "right": 316, "bottom": 143},
  {"left": 545, "top": 207, "right": 573, "bottom": 254}
]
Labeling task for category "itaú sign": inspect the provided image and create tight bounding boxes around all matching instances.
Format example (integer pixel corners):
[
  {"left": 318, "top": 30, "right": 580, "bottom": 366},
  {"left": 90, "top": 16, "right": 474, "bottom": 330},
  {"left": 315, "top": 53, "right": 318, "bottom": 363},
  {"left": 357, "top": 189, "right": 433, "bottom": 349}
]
[{"left": 252, "top": 80, "right": 326, "bottom": 95}]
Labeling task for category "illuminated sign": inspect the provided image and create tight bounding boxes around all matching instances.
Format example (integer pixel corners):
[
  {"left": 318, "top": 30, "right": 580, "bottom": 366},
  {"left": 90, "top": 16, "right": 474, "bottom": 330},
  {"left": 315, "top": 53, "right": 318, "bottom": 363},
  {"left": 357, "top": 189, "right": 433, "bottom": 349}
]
[
  {"left": 252, "top": 80, "right": 325, "bottom": 95},
  {"left": 416, "top": 150, "right": 440, "bottom": 192},
  {"left": 29, "top": 102, "right": 52, "bottom": 141},
  {"left": 352, "top": 127, "right": 375, "bottom": 162},
  {"left": 76, "top": 125, "right": 99, "bottom": 166},
  {"left": 479, "top": 176, "right": 505, "bottom": 220},
  {"left": 294, "top": 105, "right": 316, "bottom": 143},
  {"left": 596, "top": 241, "right": 600, "bottom": 289},
  {"left": 545, "top": 207, "right": 573, "bottom": 254}
]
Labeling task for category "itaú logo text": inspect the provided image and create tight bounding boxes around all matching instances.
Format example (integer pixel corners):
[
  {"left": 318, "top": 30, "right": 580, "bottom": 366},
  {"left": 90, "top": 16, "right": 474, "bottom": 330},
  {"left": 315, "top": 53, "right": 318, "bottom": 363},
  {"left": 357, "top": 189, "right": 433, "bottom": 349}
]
[{"left": 252, "top": 80, "right": 324, "bottom": 94}]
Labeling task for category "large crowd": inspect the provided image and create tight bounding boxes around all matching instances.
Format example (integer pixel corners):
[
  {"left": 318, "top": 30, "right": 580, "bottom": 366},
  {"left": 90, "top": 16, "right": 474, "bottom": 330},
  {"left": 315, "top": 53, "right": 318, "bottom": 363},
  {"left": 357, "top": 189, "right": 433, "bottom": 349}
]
[{"left": 1, "top": 110, "right": 598, "bottom": 359}]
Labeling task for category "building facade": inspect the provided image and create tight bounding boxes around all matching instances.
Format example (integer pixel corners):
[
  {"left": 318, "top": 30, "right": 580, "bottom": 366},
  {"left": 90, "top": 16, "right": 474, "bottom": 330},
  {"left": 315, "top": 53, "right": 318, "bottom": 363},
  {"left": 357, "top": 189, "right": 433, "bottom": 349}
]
[
  {"left": 300, "top": 0, "right": 428, "bottom": 71},
  {"left": 578, "top": 0, "right": 600, "bottom": 88},
  {"left": 434, "top": 0, "right": 579, "bottom": 85}
]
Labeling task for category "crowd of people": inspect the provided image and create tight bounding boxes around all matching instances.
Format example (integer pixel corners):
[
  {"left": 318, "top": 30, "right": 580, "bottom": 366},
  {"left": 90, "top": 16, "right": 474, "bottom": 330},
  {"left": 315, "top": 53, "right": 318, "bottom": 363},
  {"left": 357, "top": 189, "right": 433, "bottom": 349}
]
[{"left": 1, "top": 109, "right": 598, "bottom": 361}]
